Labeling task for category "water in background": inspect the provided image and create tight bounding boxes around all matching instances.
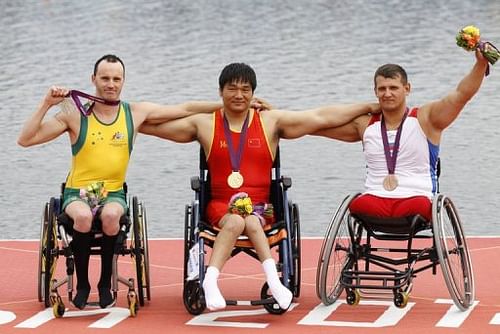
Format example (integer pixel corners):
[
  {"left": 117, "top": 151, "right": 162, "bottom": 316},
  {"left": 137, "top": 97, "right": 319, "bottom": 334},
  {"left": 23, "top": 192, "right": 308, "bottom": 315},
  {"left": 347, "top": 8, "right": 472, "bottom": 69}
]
[{"left": 1, "top": 0, "right": 499, "bottom": 239}]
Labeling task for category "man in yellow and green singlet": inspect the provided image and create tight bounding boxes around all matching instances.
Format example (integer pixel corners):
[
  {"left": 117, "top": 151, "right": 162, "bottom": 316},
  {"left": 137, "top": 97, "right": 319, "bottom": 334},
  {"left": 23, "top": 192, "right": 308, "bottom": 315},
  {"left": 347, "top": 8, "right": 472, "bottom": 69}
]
[{"left": 18, "top": 55, "right": 221, "bottom": 309}]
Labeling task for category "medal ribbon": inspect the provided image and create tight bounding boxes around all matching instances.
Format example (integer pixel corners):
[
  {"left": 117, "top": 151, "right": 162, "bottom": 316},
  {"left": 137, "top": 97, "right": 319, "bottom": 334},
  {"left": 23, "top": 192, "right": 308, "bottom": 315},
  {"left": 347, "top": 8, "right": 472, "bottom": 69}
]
[
  {"left": 381, "top": 108, "right": 408, "bottom": 175},
  {"left": 66, "top": 90, "right": 120, "bottom": 117},
  {"left": 223, "top": 111, "right": 250, "bottom": 172}
]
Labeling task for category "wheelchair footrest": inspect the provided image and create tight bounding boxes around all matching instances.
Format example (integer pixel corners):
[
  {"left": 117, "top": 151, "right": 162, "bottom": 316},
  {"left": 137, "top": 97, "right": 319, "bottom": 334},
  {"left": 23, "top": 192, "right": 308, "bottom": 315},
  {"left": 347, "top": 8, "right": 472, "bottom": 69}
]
[
  {"left": 342, "top": 269, "right": 413, "bottom": 290},
  {"left": 226, "top": 297, "right": 276, "bottom": 306}
]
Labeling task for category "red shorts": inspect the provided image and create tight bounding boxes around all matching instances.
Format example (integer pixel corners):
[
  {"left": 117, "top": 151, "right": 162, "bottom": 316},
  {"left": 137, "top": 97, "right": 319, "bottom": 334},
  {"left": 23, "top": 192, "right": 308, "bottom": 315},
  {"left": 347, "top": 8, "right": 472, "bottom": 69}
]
[{"left": 349, "top": 194, "right": 432, "bottom": 221}]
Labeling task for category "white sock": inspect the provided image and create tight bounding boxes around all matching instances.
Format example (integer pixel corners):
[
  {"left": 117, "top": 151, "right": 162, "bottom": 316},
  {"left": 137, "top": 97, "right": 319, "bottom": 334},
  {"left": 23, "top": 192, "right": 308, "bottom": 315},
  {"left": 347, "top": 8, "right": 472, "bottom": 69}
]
[
  {"left": 202, "top": 266, "right": 226, "bottom": 311},
  {"left": 262, "top": 258, "right": 293, "bottom": 310}
]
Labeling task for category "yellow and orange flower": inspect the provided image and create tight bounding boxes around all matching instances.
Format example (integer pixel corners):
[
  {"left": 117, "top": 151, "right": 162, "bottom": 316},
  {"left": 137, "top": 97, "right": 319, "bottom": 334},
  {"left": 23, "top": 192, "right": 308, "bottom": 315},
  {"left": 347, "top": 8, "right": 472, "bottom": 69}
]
[{"left": 456, "top": 25, "right": 499, "bottom": 65}]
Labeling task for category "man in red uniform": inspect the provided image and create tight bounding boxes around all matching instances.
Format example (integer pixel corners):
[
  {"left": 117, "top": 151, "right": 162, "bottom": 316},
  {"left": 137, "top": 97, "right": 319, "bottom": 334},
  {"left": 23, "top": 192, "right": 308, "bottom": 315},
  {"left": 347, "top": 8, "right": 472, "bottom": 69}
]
[{"left": 141, "top": 63, "right": 378, "bottom": 311}]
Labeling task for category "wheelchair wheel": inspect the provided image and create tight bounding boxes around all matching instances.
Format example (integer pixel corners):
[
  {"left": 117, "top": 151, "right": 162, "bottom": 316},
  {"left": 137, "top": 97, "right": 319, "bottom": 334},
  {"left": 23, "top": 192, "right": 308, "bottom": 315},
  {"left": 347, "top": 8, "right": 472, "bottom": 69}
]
[
  {"left": 183, "top": 279, "right": 206, "bottom": 315},
  {"left": 290, "top": 203, "right": 301, "bottom": 298},
  {"left": 316, "top": 193, "right": 358, "bottom": 305},
  {"left": 183, "top": 202, "right": 207, "bottom": 315},
  {"left": 38, "top": 198, "right": 59, "bottom": 307},
  {"left": 183, "top": 203, "right": 195, "bottom": 281},
  {"left": 433, "top": 194, "right": 475, "bottom": 311},
  {"left": 38, "top": 202, "right": 48, "bottom": 303},
  {"left": 131, "top": 196, "right": 151, "bottom": 307},
  {"left": 261, "top": 282, "right": 287, "bottom": 315}
]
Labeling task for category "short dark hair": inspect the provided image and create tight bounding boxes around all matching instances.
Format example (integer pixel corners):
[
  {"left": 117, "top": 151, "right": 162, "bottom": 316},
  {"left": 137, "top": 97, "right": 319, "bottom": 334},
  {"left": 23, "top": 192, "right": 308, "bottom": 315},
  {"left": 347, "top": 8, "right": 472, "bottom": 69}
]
[
  {"left": 93, "top": 54, "right": 125, "bottom": 77},
  {"left": 219, "top": 63, "right": 257, "bottom": 92},
  {"left": 374, "top": 64, "right": 408, "bottom": 87}
]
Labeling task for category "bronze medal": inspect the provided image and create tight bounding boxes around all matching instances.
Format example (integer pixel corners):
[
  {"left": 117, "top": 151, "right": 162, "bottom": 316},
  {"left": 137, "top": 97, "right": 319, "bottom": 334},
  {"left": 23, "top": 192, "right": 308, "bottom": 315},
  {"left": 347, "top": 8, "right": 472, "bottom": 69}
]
[
  {"left": 381, "top": 109, "right": 408, "bottom": 192},
  {"left": 383, "top": 174, "right": 398, "bottom": 191},
  {"left": 227, "top": 171, "right": 244, "bottom": 189}
]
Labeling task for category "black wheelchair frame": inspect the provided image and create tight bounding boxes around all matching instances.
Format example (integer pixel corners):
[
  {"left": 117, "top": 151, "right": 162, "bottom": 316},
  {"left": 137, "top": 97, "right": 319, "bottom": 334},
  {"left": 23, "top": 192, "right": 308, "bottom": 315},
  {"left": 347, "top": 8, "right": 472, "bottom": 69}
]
[
  {"left": 37, "top": 183, "right": 151, "bottom": 317},
  {"left": 182, "top": 147, "right": 301, "bottom": 315},
  {"left": 316, "top": 161, "right": 475, "bottom": 311}
]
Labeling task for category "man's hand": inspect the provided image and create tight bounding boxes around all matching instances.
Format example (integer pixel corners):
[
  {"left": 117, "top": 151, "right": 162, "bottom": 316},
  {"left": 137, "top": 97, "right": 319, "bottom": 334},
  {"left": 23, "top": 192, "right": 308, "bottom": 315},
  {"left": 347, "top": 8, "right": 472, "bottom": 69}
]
[
  {"left": 251, "top": 97, "right": 273, "bottom": 111},
  {"left": 44, "top": 86, "right": 70, "bottom": 108}
]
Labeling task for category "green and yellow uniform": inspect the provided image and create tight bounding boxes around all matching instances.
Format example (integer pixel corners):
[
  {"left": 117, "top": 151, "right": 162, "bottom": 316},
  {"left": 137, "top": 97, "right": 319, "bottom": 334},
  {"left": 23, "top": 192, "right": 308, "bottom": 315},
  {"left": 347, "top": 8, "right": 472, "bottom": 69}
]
[{"left": 63, "top": 102, "right": 134, "bottom": 210}]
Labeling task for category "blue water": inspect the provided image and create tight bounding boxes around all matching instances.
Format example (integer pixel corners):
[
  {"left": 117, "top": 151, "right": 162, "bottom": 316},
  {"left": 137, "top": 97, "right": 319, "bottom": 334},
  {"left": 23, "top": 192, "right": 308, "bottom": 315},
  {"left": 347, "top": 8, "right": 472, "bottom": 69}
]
[{"left": 1, "top": 0, "right": 500, "bottom": 239}]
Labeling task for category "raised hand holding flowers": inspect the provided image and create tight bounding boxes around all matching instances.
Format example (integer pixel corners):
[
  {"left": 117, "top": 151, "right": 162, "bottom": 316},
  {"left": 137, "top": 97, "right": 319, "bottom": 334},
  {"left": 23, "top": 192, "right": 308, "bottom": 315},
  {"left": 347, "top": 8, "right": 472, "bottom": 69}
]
[{"left": 456, "top": 25, "right": 500, "bottom": 75}]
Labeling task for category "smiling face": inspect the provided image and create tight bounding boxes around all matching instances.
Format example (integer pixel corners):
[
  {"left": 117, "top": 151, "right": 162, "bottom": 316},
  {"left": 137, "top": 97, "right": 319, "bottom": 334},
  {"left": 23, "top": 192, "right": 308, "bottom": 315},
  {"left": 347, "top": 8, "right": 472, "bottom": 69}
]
[
  {"left": 218, "top": 63, "right": 257, "bottom": 115},
  {"left": 219, "top": 80, "right": 254, "bottom": 114},
  {"left": 92, "top": 60, "right": 124, "bottom": 101},
  {"left": 374, "top": 74, "right": 410, "bottom": 113}
]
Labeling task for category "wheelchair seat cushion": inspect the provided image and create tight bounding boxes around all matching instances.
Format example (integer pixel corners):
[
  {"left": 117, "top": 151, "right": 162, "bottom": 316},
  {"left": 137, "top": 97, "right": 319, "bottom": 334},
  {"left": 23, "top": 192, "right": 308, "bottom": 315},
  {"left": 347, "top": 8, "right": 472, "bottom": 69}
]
[
  {"left": 351, "top": 213, "right": 431, "bottom": 235},
  {"left": 57, "top": 212, "right": 130, "bottom": 237},
  {"left": 199, "top": 220, "right": 287, "bottom": 248}
]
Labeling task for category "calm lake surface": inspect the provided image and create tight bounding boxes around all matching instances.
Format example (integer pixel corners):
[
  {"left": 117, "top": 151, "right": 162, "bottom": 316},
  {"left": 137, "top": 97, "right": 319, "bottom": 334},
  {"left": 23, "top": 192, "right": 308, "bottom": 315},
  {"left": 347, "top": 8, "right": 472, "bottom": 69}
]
[{"left": 1, "top": 0, "right": 500, "bottom": 239}]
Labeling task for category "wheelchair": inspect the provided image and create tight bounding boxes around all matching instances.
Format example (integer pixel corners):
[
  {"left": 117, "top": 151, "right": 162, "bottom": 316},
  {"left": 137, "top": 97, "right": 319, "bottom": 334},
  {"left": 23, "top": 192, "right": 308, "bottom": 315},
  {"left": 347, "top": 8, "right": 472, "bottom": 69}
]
[
  {"left": 316, "top": 187, "right": 475, "bottom": 311},
  {"left": 37, "top": 183, "right": 151, "bottom": 317},
  {"left": 182, "top": 147, "right": 301, "bottom": 315}
]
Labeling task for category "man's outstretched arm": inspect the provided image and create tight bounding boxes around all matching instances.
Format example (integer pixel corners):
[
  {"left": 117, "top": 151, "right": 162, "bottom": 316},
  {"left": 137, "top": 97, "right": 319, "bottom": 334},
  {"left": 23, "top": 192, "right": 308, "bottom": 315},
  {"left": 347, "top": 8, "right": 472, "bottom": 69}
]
[
  {"left": 276, "top": 102, "right": 378, "bottom": 139},
  {"left": 138, "top": 101, "right": 221, "bottom": 125}
]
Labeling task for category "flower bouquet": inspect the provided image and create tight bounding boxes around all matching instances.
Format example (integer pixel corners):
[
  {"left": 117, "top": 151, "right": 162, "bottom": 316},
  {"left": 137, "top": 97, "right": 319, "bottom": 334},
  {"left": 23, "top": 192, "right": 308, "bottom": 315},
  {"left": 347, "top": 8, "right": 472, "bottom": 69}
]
[
  {"left": 456, "top": 25, "right": 499, "bottom": 65},
  {"left": 228, "top": 192, "right": 274, "bottom": 226},
  {"left": 80, "top": 181, "right": 108, "bottom": 216}
]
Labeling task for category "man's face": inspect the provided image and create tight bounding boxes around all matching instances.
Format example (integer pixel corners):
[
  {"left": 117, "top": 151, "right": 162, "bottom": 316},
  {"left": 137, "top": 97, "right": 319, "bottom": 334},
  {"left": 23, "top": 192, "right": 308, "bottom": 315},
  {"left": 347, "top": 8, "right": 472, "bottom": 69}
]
[
  {"left": 92, "top": 61, "right": 124, "bottom": 101},
  {"left": 374, "top": 75, "right": 410, "bottom": 112},
  {"left": 220, "top": 80, "right": 253, "bottom": 113}
]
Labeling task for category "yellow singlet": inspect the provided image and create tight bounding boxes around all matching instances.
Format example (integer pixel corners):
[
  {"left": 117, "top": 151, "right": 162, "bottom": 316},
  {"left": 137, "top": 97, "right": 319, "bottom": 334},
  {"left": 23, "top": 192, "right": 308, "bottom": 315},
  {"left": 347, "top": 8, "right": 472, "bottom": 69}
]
[{"left": 65, "top": 102, "right": 134, "bottom": 191}]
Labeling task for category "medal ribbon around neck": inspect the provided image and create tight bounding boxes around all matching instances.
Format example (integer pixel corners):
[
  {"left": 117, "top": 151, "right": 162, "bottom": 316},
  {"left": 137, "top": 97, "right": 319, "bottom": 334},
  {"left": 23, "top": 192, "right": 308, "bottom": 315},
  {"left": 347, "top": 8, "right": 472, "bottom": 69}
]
[
  {"left": 381, "top": 108, "right": 409, "bottom": 176},
  {"left": 66, "top": 90, "right": 120, "bottom": 117},
  {"left": 223, "top": 111, "right": 250, "bottom": 176}
]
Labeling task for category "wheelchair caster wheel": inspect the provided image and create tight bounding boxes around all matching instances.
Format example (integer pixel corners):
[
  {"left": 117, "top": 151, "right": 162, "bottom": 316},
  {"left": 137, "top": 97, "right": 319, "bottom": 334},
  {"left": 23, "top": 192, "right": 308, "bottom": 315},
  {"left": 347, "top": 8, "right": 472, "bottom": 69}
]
[
  {"left": 394, "top": 291, "right": 409, "bottom": 308},
  {"left": 183, "top": 280, "right": 206, "bottom": 315},
  {"left": 261, "top": 282, "right": 288, "bottom": 315},
  {"left": 127, "top": 291, "right": 138, "bottom": 317},
  {"left": 128, "top": 298, "right": 138, "bottom": 317},
  {"left": 52, "top": 301, "right": 65, "bottom": 318},
  {"left": 346, "top": 289, "right": 360, "bottom": 306}
]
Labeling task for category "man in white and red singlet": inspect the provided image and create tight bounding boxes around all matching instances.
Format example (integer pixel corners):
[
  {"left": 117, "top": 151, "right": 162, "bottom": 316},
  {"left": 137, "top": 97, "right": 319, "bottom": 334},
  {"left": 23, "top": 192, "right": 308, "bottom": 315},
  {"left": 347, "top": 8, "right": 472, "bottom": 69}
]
[{"left": 315, "top": 48, "right": 490, "bottom": 221}]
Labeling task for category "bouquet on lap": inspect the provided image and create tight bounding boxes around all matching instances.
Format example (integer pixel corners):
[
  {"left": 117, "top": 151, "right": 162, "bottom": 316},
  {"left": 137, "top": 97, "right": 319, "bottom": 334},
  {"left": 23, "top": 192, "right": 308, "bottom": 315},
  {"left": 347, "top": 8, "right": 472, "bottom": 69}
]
[
  {"left": 79, "top": 181, "right": 108, "bottom": 216},
  {"left": 228, "top": 192, "right": 273, "bottom": 226}
]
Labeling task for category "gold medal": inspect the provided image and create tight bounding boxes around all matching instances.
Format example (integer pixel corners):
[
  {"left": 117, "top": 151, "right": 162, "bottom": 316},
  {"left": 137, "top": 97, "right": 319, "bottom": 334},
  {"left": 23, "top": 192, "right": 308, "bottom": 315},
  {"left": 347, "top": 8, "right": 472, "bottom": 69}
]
[
  {"left": 383, "top": 174, "right": 398, "bottom": 191},
  {"left": 227, "top": 171, "right": 244, "bottom": 189}
]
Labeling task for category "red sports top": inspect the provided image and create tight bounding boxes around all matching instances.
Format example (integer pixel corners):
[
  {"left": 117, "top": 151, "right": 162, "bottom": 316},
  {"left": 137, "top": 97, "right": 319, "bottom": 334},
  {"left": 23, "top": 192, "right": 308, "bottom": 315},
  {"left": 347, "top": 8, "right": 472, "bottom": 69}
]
[{"left": 206, "top": 109, "right": 274, "bottom": 226}]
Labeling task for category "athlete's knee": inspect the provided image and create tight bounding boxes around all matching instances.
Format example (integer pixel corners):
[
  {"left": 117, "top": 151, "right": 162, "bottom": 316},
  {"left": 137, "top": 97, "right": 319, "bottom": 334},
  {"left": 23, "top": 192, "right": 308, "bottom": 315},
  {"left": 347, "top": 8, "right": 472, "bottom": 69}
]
[
  {"left": 243, "top": 216, "right": 263, "bottom": 236},
  {"left": 100, "top": 205, "right": 123, "bottom": 236},
  {"left": 71, "top": 210, "right": 93, "bottom": 233},
  {"left": 221, "top": 215, "right": 245, "bottom": 235}
]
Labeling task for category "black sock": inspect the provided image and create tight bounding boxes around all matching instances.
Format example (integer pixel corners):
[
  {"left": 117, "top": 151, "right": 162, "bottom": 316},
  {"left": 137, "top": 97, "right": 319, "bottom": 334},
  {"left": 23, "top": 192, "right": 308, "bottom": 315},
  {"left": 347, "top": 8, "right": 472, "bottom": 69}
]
[
  {"left": 98, "top": 287, "right": 114, "bottom": 308},
  {"left": 71, "top": 231, "right": 92, "bottom": 308},
  {"left": 73, "top": 289, "right": 90, "bottom": 310},
  {"left": 98, "top": 234, "right": 117, "bottom": 308}
]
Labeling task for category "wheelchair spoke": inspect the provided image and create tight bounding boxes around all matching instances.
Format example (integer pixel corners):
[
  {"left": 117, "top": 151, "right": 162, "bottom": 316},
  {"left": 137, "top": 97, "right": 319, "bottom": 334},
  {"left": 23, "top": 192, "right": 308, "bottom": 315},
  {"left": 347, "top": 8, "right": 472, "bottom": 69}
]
[
  {"left": 433, "top": 195, "right": 474, "bottom": 311},
  {"left": 317, "top": 194, "right": 359, "bottom": 305}
]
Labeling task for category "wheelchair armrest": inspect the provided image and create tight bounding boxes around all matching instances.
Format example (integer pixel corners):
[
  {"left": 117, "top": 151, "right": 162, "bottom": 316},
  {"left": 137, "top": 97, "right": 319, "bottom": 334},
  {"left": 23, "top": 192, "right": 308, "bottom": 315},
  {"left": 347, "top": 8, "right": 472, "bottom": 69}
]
[
  {"left": 281, "top": 176, "right": 292, "bottom": 190},
  {"left": 191, "top": 176, "right": 201, "bottom": 191}
]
